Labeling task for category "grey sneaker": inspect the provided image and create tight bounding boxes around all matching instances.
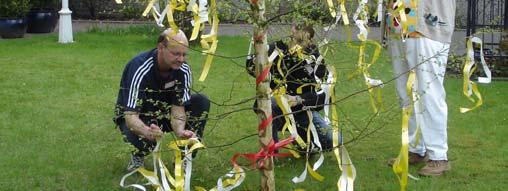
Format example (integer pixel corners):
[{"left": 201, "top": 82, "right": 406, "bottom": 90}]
[{"left": 126, "top": 154, "right": 145, "bottom": 171}]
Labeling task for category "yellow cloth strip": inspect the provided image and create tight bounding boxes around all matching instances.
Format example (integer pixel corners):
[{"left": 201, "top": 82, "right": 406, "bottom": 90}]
[
  {"left": 392, "top": 71, "right": 415, "bottom": 191},
  {"left": 137, "top": 167, "right": 162, "bottom": 188},
  {"left": 287, "top": 145, "right": 302, "bottom": 159},
  {"left": 459, "top": 83, "right": 483, "bottom": 113},
  {"left": 198, "top": 0, "right": 219, "bottom": 81},
  {"left": 167, "top": 4, "right": 180, "bottom": 35},
  {"left": 355, "top": 41, "right": 383, "bottom": 113},
  {"left": 190, "top": 15, "right": 201, "bottom": 40},
  {"left": 209, "top": 165, "right": 245, "bottom": 191},
  {"left": 120, "top": 141, "right": 177, "bottom": 191},
  {"left": 293, "top": 112, "right": 324, "bottom": 183},
  {"left": 188, "top": 1, "right": 201, "bottom": 41},
  {"left": 115, "top": 0, "right": 123, "bottom": 4},
  {"left": 167, "top": 139, "right": 206, "bottom": 191},
  {"left": 198, "top": 38, "right": 218, "bottom": 81},
  {"left": 340, "top": 0, "right": 350, "bottom": 25},
  {"left": 337, "top": 145, "right": 356, "bottom": 191},
  {"left": 296, "top": 83, "right": 316, "bottom": 95},
  {"left": 460, "top": 37, "right": 489, "bottom": 113},
  {"left": 307, "top": 163, "right": 325, "bottom": 181},
  {"left": 172, "top": 0, "right": 187, "bottom": 11},
  {"left": 142, "top": 0, "right": 157, "bottom": 17},
  {"left": 326, "top": 66, "right": 357, "bottom": 190},
  {"left": 274, "top": 95, "right": 307, "bottom": 148},
  {"left": 326, "top": 0, "right": 337, "bottom": 17},
  {"left": 328, "top": 66, "right": 340, "bottom": 166}
]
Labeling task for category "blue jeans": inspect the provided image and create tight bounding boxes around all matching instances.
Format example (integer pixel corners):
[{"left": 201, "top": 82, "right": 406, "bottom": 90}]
[{"left": 271, "top": 98, "right": 337, "bottom": 150}]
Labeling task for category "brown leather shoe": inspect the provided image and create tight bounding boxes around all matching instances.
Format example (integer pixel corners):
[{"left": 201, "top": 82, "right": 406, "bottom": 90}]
[
  {"left": 418, "top": 160, "right": 450, "bottom": 176},
  {"left": 387, "top": 152, "right": 428, "bottom": 166}
]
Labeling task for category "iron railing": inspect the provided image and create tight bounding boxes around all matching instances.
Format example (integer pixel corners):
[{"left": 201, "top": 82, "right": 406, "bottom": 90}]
[{"left": 467, "top": 0, "right": 507, "bottom": 55}]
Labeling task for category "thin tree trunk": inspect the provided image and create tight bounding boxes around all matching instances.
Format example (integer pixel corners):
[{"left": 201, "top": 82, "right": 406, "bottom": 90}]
[{"left": 250, "top": 0, "right": 275, "bottom": 190}]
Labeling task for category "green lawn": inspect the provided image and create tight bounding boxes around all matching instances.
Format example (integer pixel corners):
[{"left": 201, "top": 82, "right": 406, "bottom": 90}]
[{"left": 0, "top": 28, "right": 506, "bottom": 191}]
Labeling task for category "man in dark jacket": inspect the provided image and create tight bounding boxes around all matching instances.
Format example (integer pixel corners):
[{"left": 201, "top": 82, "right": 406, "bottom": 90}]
[
  {"left": 114, "top": 29, "right": 210, "bottom": 171},
  {"left": 246, "top": 24, "right": 335, "bottom": 151}
]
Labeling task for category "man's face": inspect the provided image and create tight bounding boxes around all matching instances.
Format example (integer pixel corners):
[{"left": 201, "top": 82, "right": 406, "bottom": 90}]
[
  {"left": 290, "top": 26, "right": 309, "bottom": 47},
  {"left": 159, "top": 43, "right": 188, "bottom": 70}
]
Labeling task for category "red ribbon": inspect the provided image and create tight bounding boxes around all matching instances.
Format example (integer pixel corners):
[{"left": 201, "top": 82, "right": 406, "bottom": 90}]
[
  {"left": 258, "top": 115, "right": 272, "bottom": 131},
  {"left": 231, "top": 137, "right": 295, "bottom": 169},
  {"left": 256, "top": 65, "right": 271, "bottom": 86}
]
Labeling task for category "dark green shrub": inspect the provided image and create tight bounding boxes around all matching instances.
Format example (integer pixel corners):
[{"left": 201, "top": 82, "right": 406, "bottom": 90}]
[
  {"left": 0, "top": 0, "right": 30, "bottom": 18},
  {"left": 30, "top": 0, "right": 60, "bottom": 10}
]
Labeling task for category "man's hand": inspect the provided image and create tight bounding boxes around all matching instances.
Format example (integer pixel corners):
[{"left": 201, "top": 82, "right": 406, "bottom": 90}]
[
  {"left": 175, "top": 129, "right": 196, "bottom": 139},
  {"left": 142, "top": 124, "right": 163, "bottom": 141},
  {"left": 287, "top": 95, "right": 303, "bottom": 107}
]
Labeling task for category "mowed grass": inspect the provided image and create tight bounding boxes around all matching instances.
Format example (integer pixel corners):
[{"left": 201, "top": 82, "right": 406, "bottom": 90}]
[{"left": 0, "top": 28, "right": 507, "bottom": 191}]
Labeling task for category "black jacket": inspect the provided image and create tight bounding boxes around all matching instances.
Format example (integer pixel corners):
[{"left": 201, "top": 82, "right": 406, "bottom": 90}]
[{"left": 246, "top": 41, "right": 327, "bottom": 111}]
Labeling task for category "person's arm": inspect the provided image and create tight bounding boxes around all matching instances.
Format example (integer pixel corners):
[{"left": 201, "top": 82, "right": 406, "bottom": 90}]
[
  {"left": 171, "top": 105, "right": 195, "bottom": 138},
  {"left": 245, "top": 42, "right": 282, "bottom": 78},
  {"left": 124, "top": 111, "right": 163, "bottom": 141}
]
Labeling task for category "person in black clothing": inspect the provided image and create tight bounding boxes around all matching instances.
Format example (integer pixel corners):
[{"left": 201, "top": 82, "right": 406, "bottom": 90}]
[
  {"left": 114, "top": 29, "right": 210, "bottom": 171},
  {"left": 246, "top": 23, "right": 335, "bottom": 151}
]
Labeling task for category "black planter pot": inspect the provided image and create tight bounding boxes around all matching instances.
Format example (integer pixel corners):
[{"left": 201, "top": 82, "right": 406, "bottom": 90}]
[
  {"left": 27, "top": 10, "right": 58, "bottom": 33},
  {"left": 0, "top": 18, "right": 28, "bottom": 39}
]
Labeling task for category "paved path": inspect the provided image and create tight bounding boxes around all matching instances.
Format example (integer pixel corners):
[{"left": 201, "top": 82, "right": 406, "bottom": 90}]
[{"left": 3, "top": 20, "right": 469, "bottom": 55}]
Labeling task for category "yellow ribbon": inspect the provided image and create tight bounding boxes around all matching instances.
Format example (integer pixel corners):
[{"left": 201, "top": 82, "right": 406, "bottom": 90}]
[
  {"left": 167, "top": 4, "right": 180, "bottom": 35},
  {"left": 273, "top": 94, "right": 307, "bottom": 148},
  {"left": 339, "top": 0, "right": 350, "bottom": 25},
  {"left": 326, "top": 0, "right": 337, "bottom": 18},
  {"left": 206, "top": 163, "right": 245, "bottom": 191},
  {"left": 337, "top": 145, "right": 356, "bottom": 191},
  {"left": 120, "top": 141, "right": 177, "bottom": 191},
  {"left": 292, "top": 111, "right": 325, "bottom": 183},
  {"left": 350, "top": 39, "right": 384, "bottom": 113},
  {"left": 325, "top": 66, "right": 356, "bottom": 190},
  {"left": 460, "top": 37, "right": 491, "bottom": 113},
  {"left": 172, "top": 0, "right": 187, "bottom": 11},
  {"left": 168, "top": 139, "right": 205, "bottom": 191},
  {"left": 198, "top": 0, "right": 219, "bottom": 81},
  {"left": 188, "top": 0, "right": 201, "bottom": 41},
  {"left": 142, "top": 0, "right": 157, "bottom": 17},
  {"left": 364, "top": 40, "right": 384, "bottom": 113},
  {"left": 392, "top": 71, "right": 415, "bottom": 191},
  {"left": 296, "top": 83, "right": 317, "bottom": 95}
]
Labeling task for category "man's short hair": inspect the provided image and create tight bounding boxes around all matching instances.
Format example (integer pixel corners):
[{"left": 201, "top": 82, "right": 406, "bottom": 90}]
[{"left": 294, "top": 23, "right": 315, "bottom": 39}]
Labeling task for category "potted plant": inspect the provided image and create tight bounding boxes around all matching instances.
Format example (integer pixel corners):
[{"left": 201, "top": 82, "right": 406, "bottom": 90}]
[
  {"left": 27, "top": 0, "right": 60, "bottom": 33},
  {"left": 0, "top": 0, "right": 30, "bottom": 38}
]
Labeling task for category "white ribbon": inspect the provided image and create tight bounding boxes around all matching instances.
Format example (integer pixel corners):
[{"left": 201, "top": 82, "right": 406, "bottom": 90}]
[
  {"left": 216, "top": 167, "right": 246, "bottom": 191},
  {"left": 322, "top": 66, "right": 335, "bottom": 125},
  {"left": 470, "top": 37, "right": 492, "bottom": 84},
  {"left": 376, "top": 0, "right": 384, "bottom": 22},
  {"left": 291, "top": 111, "right": 325, "bottom": 183},
  {"left": 366, "top": 77, "right": 384, "bottom": 88},
  {"left": 353, "top": 0, "right": 369, "bottom": 41}
]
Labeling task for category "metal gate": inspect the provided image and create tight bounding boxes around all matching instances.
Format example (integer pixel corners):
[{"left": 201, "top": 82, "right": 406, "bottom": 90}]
[{"left": 467, "top": 0, "right": 507, "bottom": 69}]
